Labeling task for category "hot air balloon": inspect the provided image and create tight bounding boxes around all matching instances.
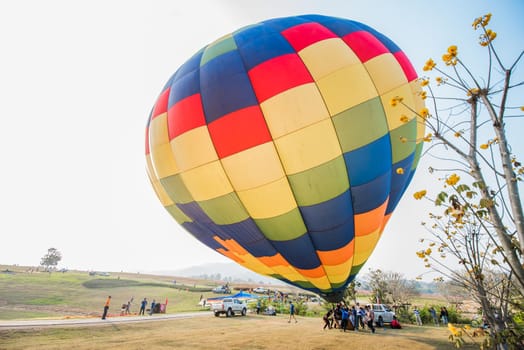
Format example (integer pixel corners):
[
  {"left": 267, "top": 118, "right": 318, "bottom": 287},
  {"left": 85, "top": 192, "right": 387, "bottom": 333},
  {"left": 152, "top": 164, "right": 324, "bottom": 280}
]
[{"left": 145, "top": 14, "right": 425, "bottom": 302}]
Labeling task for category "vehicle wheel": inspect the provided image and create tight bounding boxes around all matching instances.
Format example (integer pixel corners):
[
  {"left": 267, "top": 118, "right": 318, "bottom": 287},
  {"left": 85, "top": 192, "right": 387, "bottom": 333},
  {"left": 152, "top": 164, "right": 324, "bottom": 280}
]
[
  {"left": 377, "top": 316, "right": 384, "bottom": 327},
  {"left": 214, "top": 312, "right": 220, "bottom": 317},
  {"left": 241, "top": 308, "right": 247, "bottom": 316},
  {"left": 226, "top": 308, "right": 233, "bottom": 317}
]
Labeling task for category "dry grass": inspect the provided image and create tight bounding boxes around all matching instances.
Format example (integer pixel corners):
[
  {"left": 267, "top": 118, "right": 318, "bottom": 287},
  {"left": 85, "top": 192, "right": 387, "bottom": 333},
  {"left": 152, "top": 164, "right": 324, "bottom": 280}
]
[{"left": 0, "top": 313, "right": 478, "bottom": 350}]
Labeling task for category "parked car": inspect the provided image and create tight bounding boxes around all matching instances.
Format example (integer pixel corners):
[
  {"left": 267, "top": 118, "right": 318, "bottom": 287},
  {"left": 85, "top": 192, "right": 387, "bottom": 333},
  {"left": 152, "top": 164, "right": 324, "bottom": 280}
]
[
  {"left": 253, "top": 287, "right": 268, "bottom": 294},
  {"left": 264, "top": 305, "right": 276, "bottom": 316},
  {"left": 369, "top": 304, "right": 396, "bottom": 327},
  {"left": 212, "top": 285, "right": 231, "bottom": 294},
  {"left": 211, "top": 297, "right": 247, "bottom": 317}
]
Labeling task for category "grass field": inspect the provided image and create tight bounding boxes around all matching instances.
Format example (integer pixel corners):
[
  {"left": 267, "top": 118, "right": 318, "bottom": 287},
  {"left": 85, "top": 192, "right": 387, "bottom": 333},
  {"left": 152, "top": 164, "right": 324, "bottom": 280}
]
[
  {"left": 0, "top": 314, "right": 482, "bottom": 350},
  {"left": 0, "top": 265, "right": 222, "bottom": 320}
]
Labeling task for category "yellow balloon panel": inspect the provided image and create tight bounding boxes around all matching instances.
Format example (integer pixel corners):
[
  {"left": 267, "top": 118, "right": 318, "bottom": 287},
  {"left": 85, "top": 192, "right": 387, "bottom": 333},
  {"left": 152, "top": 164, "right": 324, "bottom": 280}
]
[
  {"left": 298, "top": 37, "right": 361, "bottom": 81},
  {"left": 274, "top": 118, "right": 342, "bottom": 174},
  {"left": 317, "top": 63, "right": 379, "bottom": 115},
  {"left": 221, "top": 142, "right": 285, "bottom": 191},
  {"left": 260, "top": 83, "right": 330, "bottom": 138}
]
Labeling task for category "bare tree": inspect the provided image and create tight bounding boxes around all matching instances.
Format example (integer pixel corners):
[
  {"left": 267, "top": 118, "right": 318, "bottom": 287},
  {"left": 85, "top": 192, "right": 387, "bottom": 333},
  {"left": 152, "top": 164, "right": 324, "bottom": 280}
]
[
  {"left": 342, "top": 280, "right": 361, "bottom": 305},
  {"left": 384, "top": 271, "right": 420, "bottom": 307},
  {"left": 367, "top": 268, "right": 392, "bottom": 305},
  {"left": 366, "top": 269, "right": 419, "bottom": 307},
  {"left": 404, "top": 13, "right": 523, "bottom": 349}
]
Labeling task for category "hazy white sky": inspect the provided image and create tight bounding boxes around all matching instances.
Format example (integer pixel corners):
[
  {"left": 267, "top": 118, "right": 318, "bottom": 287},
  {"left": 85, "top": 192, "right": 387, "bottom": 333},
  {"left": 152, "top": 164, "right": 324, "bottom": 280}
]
[{"left": 1, "top": 0, "right": 522, "bottom": 281}]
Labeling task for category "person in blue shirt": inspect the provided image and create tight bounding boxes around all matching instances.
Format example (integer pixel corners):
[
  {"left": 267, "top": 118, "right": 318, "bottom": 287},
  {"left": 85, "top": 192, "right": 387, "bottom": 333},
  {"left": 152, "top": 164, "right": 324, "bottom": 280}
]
[
  {"left": 288, "top": 300, "right": 297, "bottom": 323},
  {"left": 352, "top": 305, "right": 359, "bottom": 331},
  {"left": 341, "top": 306, "right": 350, "bottom": 332},
  {"left": 149, "top": 299, "right": 156, "bottom": 315},
  {"left": 139, "top": 298, "right": 147, "bottom": 316}
]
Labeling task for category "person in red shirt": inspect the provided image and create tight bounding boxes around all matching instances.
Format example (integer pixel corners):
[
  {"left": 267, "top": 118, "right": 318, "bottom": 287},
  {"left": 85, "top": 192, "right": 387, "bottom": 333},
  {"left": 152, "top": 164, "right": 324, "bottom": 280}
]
[{"left": 391, "top": 315, "right": 402, "bottom": 329}]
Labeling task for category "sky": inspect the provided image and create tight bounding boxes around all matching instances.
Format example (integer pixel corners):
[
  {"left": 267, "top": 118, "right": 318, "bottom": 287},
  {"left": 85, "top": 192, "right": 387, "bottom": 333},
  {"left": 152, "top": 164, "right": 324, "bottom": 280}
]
[{"left": 1, "top": 0, "right": 522, "bottom": 281}]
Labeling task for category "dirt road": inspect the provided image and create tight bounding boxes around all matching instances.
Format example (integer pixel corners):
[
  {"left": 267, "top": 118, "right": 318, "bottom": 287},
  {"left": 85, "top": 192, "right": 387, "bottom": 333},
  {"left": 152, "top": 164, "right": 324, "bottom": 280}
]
[{"left": 0, "top": 311, "right": 211, "bottom": 329}]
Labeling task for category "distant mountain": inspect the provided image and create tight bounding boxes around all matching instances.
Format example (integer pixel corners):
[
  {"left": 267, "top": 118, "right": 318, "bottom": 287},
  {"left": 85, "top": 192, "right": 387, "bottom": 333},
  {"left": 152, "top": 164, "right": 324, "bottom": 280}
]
[{"left": 150, "top": 262, "right": 286, "bottom": 285}]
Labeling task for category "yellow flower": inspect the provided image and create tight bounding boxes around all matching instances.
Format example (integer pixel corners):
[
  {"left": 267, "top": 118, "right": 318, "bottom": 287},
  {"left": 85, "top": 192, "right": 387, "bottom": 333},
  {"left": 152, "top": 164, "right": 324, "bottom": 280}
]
[
  {"left": 420, "top": 108, "right": 429, "bottom": 119},
  {"left": 416, "top": 251, "right": 426, "bottom": 258},
  {"left": 454, "top": 131, "right": 462, "bottom": 138},
  {"left": 413, "top": 190, "right": 427, "bottom": 200},
  {"left": 446, "top": 173, "right": 460, "bottom": 186},
  {"left": 472, "top": 17, "right": 482, "bottom": 29},
  {"left": 400, "top": 114, "right": 409, "bottom": 123},
  {"left": 467, "top": 88, "right": 480, "bottom": 96},
  {"left": 442, "top": 53, "right": 452, "bottom": 62},
  {"left": 423, "top": 58, "right": 436, "bottom": 71},
  {"left": 420, "top": 91, "right": 427, "bottom": 100},
  {"left": 435, "top": 76, "right": 444, "bottom": 85},
  {"left": 420, "top": 79, "right": 429, "bottom": 87},
  {"left": 425, "top": 248, "right": 432, "bottom": 255},
  {"left": 396, "top": 168, "right": 404, "bottom": 175},
  {"left": 520, "top": 106, "right": 524, "bottom": 111},
  {"left": 480, "top": 29, "right": 497, "bottom": 46},
  {"left": 482, "top": 13, "right": 492, "bottom": 26},
  {"left": 447, "top": 45, "right": 458, "bottom": 57},
  {"left": 423, "top": 133, "right": 432, "bottom": 142},
  {"left": 480, "top": 143, "right": 489, "bottom": 149},
  {"left": 389, "top": 96, "right": 403, "bottom": 107}
]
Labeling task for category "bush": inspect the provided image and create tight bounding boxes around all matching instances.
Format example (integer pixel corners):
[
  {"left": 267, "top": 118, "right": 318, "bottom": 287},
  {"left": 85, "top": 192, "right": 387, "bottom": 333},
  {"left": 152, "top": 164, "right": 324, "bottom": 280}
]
[{"left": 395, "top": 307, "right": 412, "bottom": 323}]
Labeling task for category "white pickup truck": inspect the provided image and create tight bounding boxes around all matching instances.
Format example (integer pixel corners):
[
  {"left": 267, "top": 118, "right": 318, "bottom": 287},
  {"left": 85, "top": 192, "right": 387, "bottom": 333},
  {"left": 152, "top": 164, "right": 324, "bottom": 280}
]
[
  {"left": 211, "top": 297, "right": 247, "bottom": 317},
  {"left": 370, "top": 304, "right": 396, "bottom": 327}
]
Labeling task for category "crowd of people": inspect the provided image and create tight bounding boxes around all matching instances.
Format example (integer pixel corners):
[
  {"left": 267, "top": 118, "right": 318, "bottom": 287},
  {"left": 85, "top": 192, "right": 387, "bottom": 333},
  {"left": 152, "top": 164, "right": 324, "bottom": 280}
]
[
  {"left": 321, "top": 303, "right": 450, "bottom": 332},
  {"left": 322, "top": 302, "right": 378, "bottom": 333}
]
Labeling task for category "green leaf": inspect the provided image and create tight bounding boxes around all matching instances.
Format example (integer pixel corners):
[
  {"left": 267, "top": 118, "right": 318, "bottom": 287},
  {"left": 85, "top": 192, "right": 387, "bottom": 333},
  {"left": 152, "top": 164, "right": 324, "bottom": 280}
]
[
  {"left": 456, "top": 184, "right": 470, "bottom": 193},
  {"left": 472, "top": 181, "right": 486, "bottom": 189},
  {"left": 479, "top": 198, "right": 494, "bottom": 208},
  {"left": 436, "top": 192, "right": 448, "bottom": 206}
]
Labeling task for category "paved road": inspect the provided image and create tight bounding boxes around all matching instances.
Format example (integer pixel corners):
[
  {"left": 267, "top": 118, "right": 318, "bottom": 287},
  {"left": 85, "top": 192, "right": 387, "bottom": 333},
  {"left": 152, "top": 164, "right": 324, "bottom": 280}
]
[{"left": 0, "top": 311, "right": 212, "bottom": 329}]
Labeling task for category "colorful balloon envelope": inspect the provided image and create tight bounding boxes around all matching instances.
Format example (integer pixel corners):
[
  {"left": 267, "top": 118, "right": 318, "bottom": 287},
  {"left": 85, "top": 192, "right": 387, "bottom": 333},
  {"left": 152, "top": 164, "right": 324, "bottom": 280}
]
[{"left": 145, "top": 15, "right": 425, "bottom": 302}]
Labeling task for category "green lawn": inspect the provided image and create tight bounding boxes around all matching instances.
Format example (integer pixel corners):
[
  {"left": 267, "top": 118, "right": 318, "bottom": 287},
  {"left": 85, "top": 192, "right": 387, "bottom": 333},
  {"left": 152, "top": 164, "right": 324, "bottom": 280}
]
[{"left": 0, "top": 265, "right": 215, "bottom": 320}]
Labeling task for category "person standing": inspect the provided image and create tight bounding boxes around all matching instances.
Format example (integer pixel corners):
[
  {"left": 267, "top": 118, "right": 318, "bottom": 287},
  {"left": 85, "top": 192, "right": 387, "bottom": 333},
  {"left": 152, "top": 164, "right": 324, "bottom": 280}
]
[
  {"left": 125, "top": 298, "right": 133, "bottom": 315},
  {"left": 429, "top": 307, "right": 439, "bottom": 326},
  {"left": 149, "top": 299, "right": 156, "bottom": 315},
  {"left": 354, "top": 302, "right": 360, "bottom": 331},
  {"left": 440, "top": 307, "right": 449, "bottom": 325},
  {"left": 101, "top": 296, "right": 111, "bottom": 320},
  {"left": 414, "top": 306, "right": 423, "bottom": 326},
  {"left": 341, "top": 306, "right": 349, "bottom": 332},
  {"left": 139, "top": 298, "right": 147, "bottom": 316},
  {"left": 366, "top": 305, "right": 375, "bottom": 333},
  {"left": 288, "top": 300, "right": 297, "bottom": 323},
  {"left": 358, "top": 306, "right": 366, "bottom": 330}
]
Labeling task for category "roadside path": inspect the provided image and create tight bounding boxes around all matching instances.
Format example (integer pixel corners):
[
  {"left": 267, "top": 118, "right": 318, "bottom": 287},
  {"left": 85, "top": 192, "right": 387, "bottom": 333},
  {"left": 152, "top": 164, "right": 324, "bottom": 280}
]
[{"left": 0, "top": 311, "right": 211, "bottom": 329}]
